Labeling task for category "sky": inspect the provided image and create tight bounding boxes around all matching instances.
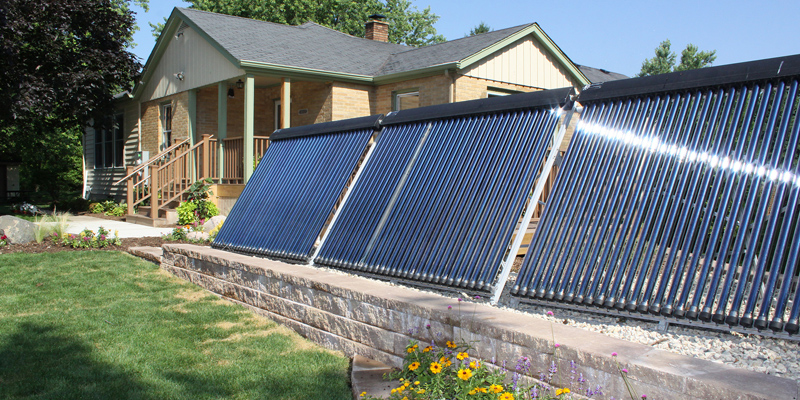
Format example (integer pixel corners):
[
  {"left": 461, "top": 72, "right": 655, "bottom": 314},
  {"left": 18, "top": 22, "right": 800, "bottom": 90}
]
[{"left": 128, "top": 0, "right": 800, "bottom": 78}]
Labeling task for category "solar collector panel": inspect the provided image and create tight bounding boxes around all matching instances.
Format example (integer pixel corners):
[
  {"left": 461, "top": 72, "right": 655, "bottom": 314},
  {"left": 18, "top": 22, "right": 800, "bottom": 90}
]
[
  {"left": 315, "top": 89, "right": 572, "bottom": 292},
  {"left": 211, "top": 115, "right": 380, "bottom": 261},
  {"left": 512, "top": 54, "right": 800, "bottom": 335}
]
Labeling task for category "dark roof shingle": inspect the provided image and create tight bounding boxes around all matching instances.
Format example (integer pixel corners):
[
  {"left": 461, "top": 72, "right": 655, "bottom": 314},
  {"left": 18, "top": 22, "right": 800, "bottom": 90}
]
[{"left": 178, "top": 8, "right": 539, "bottom": 78}]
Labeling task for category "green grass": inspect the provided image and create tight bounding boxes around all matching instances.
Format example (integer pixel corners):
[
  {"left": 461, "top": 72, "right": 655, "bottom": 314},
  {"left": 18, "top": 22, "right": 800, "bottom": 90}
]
[{"left": 0, "top": 252, "right": 352, "bottom": 400}]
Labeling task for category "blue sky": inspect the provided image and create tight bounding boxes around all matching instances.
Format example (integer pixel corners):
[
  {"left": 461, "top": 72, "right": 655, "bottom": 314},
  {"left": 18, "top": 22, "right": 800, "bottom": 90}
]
[{"left": 129, "top": 0, "right": 800, "bottom": 78}]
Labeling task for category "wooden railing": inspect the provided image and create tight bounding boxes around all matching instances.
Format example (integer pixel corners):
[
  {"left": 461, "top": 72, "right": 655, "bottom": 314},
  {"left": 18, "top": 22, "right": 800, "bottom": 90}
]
[
  {"left": 114, "top": 138, "right": 191, "bottom": 186},
  {"left": 121, "top": 134, "right": 269, "bottom": 217},
  {"left": 124, "top": 135, "right": 215, "bottom": 216},
  {"left": 219, "top": 136, "right": 270, "bottom": 184}
]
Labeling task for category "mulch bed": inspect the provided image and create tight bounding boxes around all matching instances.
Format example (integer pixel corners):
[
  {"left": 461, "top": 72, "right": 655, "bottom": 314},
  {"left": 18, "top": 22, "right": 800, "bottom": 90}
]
[{"left": 0, "top": 237, "right": 207, "bottom": 255}]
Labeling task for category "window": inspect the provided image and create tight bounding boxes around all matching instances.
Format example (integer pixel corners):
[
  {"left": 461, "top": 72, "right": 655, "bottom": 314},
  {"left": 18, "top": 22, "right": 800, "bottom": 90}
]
[
  {"left": 487, "top": 87, "right": 523, "bottom": 98},
  {"left": 94, "top": 114, "right": 125, "bottom": 169},
  {"left": 393, "top": 90, "right": 420, "bottom": 111},
  {"left": 161, "top": 103, "right": 173, "bottom": 150}
]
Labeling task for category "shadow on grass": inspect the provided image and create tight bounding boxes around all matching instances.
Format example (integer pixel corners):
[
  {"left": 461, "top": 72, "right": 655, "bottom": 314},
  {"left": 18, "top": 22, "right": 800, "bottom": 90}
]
[
  {"left": 0, "top": 322, "right": 351, "bottom": 400},
  {"left": 0, "top": 322, "right": 151, "bottom": 399}
]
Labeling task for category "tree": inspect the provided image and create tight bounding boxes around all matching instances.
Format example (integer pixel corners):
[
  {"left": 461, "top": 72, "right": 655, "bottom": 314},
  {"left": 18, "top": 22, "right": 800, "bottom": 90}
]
[
  {"left": 154, "top": 0, "right": 445, "bottom": 46},
  {"left": 0, "top": 0, "right": 141, "bottom": 199},
  {"left": 468, "top": 22, "right": 491, "bottom": 36},
  {"left": 637, "top": 39, "right": 717, "bottom": 77}
]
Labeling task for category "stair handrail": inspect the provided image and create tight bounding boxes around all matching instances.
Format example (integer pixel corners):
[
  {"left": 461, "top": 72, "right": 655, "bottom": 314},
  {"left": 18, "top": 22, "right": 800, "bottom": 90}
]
[
  {"left": 151, "top": 134, "right": 215, "bottom": 210},
  {"left": 113, "top": 138, "right": 191, "bottom": 185}
]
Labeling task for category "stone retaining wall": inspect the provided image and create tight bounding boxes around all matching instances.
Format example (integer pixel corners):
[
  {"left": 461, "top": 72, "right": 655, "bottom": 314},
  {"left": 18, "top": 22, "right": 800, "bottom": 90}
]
[{"left": 161, "top": 244, "right": 798, "bottom": 400}]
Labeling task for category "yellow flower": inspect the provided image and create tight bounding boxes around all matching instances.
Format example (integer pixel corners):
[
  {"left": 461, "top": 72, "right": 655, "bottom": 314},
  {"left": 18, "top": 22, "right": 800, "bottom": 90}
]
[
  {"left": 499, "top": 393, "right": 515, "bottom": 400},
  {"left": 444, "top": 360, "right": 452, "bottom": 367},
  {"left": 360, "top": 391, "right": 366, "bottom": 397},
  {"left": 468, "top": 389, "right": 477, "bottom": 395},
  {"left": 489, "top": 384, "right": 503, "bottom": 393},
  {"left": 402, "top": 397, "right": 408, "bottom": 400},
  {"left": 391, "top": 389, "right": 396, "bottom": 394},
  {"left": 429, "top": 362, "right": 442, "bottom": 374},
  {"left": 456, "top": 352, "right": 469, "bottom": 360},
  {"left": 408, "top": 362, "right": 420, "bottom": 371},
  {"left": 556, "top": 388, "right": 571, "bottom": 396},
  {"left": 458, "top": 368, "right": 473, "bottom": 380},
  {"left": 416, "top": 389, "right": 425, "bottom": 394},
  {"left": 477, "top": 387, "right": 488, "bottom": 393},
  {"left": 469, "top": 360, "right": 480, "bottom": 369},
  {"left": 407, "top": 344, "right": 418, "bottom": 353},
  {"left": 397, "top": 385, "right": 405, "bottom": 393},
  {"left": 114, "top": 230, "right": 119, "bottom": 237},
  {"left": 423, "top": 346, "right": 432, "bottom": 352},
  {"left": 446, "top": 340, "right": 457, "bottom": 348},
  {"left": 414, "top": 381, "right": 420, "bottom": 385}
]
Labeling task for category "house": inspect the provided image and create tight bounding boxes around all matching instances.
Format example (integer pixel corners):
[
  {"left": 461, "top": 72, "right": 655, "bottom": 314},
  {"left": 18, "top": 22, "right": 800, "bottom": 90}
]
[{"left": 85, "top": 7, "right": 624, "bottom": 224}]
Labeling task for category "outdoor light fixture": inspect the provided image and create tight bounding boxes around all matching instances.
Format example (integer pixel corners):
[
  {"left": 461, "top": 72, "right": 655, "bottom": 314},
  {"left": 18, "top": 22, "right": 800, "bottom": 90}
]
[
  {"left": 174, "top": 72, "right": 185, "bottom": 81},
  {"left": 227, "top": 85, "right": 235, "bottom": 99},
  {"left": 235, "top": 79, "right": 244, "bottom": 89}
]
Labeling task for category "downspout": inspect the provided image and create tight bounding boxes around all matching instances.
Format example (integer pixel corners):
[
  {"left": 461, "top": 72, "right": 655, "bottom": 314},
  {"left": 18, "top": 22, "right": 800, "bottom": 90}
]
[{"left": 445, "top": 69, "right": 456, "bottom": 103}]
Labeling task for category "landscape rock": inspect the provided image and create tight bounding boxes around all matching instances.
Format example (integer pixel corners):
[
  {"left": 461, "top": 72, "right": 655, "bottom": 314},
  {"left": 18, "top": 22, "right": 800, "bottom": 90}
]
[
  {"left": 202, "top": 215, "right": 226, "bottom": 233},
  {"left": 0, "top": 215, "right": 36, "bottom": 244},
  {"left": 187, "top": 231, "right": 210, "bottom": 241}
]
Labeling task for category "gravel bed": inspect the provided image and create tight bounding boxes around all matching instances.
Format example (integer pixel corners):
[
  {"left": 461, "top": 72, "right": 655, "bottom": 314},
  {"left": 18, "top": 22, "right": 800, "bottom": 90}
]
[{"left": 500, "top": 300, "right": 800, "bottom": 383}]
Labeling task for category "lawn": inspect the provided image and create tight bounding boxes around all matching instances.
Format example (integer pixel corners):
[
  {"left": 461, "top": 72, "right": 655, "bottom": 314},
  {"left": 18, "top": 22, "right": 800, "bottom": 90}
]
[{"left": 0, "top": 251, "right": 352, "bottom": 400}]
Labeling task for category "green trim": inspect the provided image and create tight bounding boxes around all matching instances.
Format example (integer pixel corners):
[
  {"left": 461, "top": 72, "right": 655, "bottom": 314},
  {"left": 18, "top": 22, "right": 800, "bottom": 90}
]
[
  {"left": 239, "top": 60, "right": 373, "bottom": 83},
  {"left": 457, "top": 24, "right": 590, "bottom": 87},
  {"left": 217, "top": 82, "right": 227, "bottom": 180},
  {"left": 187, "top": 89, "right": 197, "bottom": 146},
  {"left": 372, "top": 63, "right": 458, "bottom": 85}
]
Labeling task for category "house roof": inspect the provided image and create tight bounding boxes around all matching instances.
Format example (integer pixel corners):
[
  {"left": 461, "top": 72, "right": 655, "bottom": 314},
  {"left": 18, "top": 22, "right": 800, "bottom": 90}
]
[
  {"left": 577, "top": 65, "right": 628, "bottom": 83},
  {"left": 131, "top": 8, "right": 590, "bottom": 98}
]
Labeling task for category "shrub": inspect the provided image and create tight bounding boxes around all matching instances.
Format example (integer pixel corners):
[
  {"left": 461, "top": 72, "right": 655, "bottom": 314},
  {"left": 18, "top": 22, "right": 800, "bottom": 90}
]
[
  {"left": 33, "top": 212, "right": 71, "bottom": 243},
  {"left": 53, "top": 197, "right": 91, "bottom": 212},
  {"left": 176, "top": 200, "right": 218, "bottom": 225},
  {"left": 105, "top": 203, "right": 127, "bottom": 216},
  {"left": 89, "top": 202, "right": 105, "bottom": 214},
  {"left": 163, "top": 226, "right": 188, "bottom": 241}
]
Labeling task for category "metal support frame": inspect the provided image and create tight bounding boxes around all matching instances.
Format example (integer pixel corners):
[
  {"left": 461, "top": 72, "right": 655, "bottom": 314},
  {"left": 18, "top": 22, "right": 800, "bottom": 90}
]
[{"left": 491, "top": 106, "right": 574, "bottom": 304}]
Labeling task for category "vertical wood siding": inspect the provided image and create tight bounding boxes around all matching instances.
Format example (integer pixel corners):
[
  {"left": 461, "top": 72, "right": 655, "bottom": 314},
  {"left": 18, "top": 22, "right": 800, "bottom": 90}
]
[
  {"left": 143, "top": 24, "right": 244, "bottom": 102},
  {"left": 463, "top": 36, "right": 580, "bottom": 90}
]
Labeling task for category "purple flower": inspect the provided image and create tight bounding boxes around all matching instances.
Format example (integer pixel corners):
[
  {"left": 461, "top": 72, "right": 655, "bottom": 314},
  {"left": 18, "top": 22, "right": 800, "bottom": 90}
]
[
  {"left": 554, "top": 343, "right": 560, "bottom": 348},
  {"left": 641, "top": 396, "right": 647, "bottom": 399},
  {"left": 547, "top": 311, "right": 554, "bottom": 316},
  {"left": 474, "top": 295, "right": 481, "bottom": 300},
  {"left": 622, "top": 368, "right": 628, "bottom": 373},
  {"left": 425, "top": 324, "right": 431, "bottom": 329},
  {"left": 611, "top": 352, "right": 618, "bottom": 357},
  {"left": 457, "top": 298, "right": 463, "bottom": 302},
  {"left": 447, "top": 305, "right": 452, "bottom": 310},
  {"left": 99, "top": 235, "right": 106, "bottom": 241},
  {"left": 83, "top": 237, "right": 90, "bottom": 241}
]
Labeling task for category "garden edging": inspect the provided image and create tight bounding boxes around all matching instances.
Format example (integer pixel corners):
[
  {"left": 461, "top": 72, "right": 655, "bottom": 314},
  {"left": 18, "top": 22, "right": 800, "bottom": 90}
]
[{"left": 161, "top": 244, "right": 798, "bottom": 400}]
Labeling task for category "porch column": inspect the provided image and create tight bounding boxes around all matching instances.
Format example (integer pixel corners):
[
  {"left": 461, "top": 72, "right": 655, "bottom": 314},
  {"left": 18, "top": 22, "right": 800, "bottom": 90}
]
[
  {"left": 280, "top": 78, "right": 291, "bottom": 129},
  {"left": 243, "top": 73, "right": 255, "bottom": 183},
  {"left": 188, "top": 89, "right": 197, "bottom": 181},
  {"left": 217, "top": 82, "right": 228, "bottom": 181}
]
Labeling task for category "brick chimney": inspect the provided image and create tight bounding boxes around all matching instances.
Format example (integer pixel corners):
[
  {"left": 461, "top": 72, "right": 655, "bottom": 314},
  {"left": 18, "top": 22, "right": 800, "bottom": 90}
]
[{"left": 365, "top": 14, "right": 389, "bottom": 42}]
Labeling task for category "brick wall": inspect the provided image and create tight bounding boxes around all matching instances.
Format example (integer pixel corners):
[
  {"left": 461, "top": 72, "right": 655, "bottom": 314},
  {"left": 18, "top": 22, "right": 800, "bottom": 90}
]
[
  {"left": 140, "top": 92, "right": 189, "bottom": 154},
  {"left": 290, "top": 81, "right": 332, "bottom": 127},
  {"left": 454, "top": 75, "right": 541, "bottom": 102},
  {"left": 374, "top": 75, "right": 452, "bottom": 115},
  {"left": 331, "top": 82, "right": 372, "bottom": 121}
]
